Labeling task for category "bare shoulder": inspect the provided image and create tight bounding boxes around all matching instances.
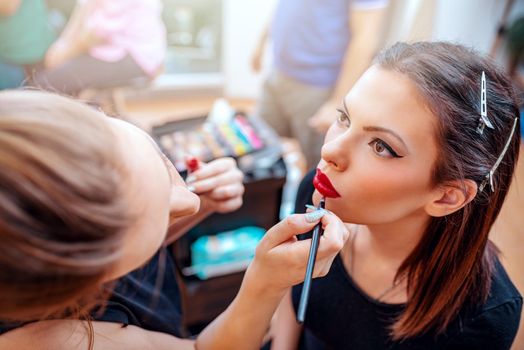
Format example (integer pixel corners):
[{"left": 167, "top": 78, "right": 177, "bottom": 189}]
[{"left": 0, "top": 319, "right": 194, "bottom": 350}]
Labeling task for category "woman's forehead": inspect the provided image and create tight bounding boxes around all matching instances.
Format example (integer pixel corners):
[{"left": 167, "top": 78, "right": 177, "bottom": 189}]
[
  {"left": 346, "top": 67, "right": 438, "bottom": 149},
  {"left": 107, "top": 118, "right": 171, "bottom": 194}
]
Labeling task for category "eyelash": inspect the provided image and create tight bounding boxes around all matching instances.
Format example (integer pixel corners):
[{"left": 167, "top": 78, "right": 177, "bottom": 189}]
[
  {"left": 369, "top": 138, "right": 402, "bottom": 158},
  {"left": 335, "top": 108, "right": 402, "bottom": 158},
  {"left": 336, "top": 108, "right": 350, "bottom": 128}
]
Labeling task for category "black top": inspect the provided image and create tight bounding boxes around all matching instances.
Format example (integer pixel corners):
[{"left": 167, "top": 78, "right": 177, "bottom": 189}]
[
  {"left": 0, "top": 247, "right": 185, "bottom": 338},
  {"left": 291, "top": 170, "right": 523, "bottom": 350},
  {"left": 94, "top": 247, "right": 185, "bottom": 336}
]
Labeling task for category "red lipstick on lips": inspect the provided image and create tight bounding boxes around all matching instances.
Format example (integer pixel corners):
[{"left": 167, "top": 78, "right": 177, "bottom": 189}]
[{"left": 313, "top": 168, "right": 341, "bottom": 198}]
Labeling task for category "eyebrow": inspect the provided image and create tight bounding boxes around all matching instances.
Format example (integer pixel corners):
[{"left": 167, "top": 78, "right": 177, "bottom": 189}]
[
  {"left": 363, "top": 126, "right": 408, "bottom": 149},
  {"left": 110, "top": 118, "right": 174, "bottom": 185},
  {"left": 342, "top": 98, "right": 408, "bottom": 150}
]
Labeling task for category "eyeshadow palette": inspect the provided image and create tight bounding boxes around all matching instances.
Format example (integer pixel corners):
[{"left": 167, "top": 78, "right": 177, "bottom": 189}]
[{"left": 152, "top": 112, "right": 278, "bottom": 173}]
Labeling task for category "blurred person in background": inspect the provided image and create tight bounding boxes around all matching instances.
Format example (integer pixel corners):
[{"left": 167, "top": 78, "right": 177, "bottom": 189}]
[
  {"left": 33, "top": 0, "right": 166, "bottom": 96},
  {"left": 0, "top": 0, "right": 55, "bottom": 89},
  {"left": 251, "top": 0, "right": 388, "bottom": 168}
]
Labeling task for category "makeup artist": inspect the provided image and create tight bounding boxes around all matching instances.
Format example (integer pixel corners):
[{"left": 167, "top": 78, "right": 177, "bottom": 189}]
[{"left": 0, "top": 90, "right": 349, "bottom": 350}]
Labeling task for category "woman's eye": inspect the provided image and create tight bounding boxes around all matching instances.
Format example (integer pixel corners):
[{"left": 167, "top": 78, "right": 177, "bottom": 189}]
[
  {"left": 369, "top": 139, "right": 402, "bottom": 158},
  {"left": 373, "top": 140, "right": 385, "bottom": 153},
  {"left": 335, "top": 109, "right": 350, "bottom": 128}
]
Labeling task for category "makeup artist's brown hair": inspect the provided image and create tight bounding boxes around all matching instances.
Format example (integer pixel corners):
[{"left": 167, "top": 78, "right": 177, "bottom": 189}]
[
  {"left": 0, "top": 91, "right": 132, "bottom": 327},
  {"left": 375, "top": 42, "right": 520, "bottom": 340}
]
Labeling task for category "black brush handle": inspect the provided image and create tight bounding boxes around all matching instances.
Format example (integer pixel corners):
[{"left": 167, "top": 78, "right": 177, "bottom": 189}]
[{"left": 297, "top": 198, "right": 325, "bottom": 323}]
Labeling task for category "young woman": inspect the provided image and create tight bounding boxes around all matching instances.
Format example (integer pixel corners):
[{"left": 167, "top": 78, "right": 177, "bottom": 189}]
[
  {"left": 0, "top": 89, "right": 349, "bottom": 349},
  {"left": 271, "top": 42, "right": 522, "bottom": 349}
]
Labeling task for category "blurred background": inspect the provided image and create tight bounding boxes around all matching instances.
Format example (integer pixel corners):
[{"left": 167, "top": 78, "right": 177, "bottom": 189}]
[{"left": 30, "top": 0, "right": 522, "bottom": 99}]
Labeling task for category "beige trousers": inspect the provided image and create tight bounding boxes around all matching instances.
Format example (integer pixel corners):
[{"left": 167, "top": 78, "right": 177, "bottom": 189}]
[{"left": 254, "top": 70, "right": 332, "bottom": 169}]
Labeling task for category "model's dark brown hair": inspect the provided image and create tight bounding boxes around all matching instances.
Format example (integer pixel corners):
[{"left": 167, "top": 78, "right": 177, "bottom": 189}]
[
  {"left": 0, "top": 90, "right": 132, "bottom": 325},
  {"left": 375, "top": 42, "right": 521, "bottom": 339}
]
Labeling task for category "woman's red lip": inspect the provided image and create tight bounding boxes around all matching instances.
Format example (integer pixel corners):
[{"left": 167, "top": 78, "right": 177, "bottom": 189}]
[{"left": 313, "top": 169, "right": 341, "bottom": 198}]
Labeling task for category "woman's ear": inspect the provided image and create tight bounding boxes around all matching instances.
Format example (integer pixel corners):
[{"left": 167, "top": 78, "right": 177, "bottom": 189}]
[{"left": 424, "top": 179, "right": 478, "bottom": 217}]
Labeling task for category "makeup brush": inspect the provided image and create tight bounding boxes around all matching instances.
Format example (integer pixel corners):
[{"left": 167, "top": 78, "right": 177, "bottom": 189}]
[{"left": 297, "top": 197, "right": 325, "bottom": 323}]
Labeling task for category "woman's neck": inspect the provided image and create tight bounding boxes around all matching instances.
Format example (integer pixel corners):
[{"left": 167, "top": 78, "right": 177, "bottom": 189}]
[
  {"left": 359, "top": 212, "right": 431, "bottom": 267},
  {"left": 341, "top": 212, "right": 431, "bottom": 304}
]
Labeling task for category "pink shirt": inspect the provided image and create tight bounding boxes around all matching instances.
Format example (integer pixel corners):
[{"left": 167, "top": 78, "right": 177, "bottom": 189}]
[{"left": 83, "top": 0, "right": 166, "bottom": 76}]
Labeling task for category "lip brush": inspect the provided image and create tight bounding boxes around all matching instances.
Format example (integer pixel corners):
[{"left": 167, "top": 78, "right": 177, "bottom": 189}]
[{"left": 297, "top": 197, "right": 325, "bottom": 323}]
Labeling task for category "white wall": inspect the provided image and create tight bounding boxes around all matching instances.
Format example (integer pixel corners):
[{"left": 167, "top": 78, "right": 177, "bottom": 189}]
[
  {"left": 222, "top": 0, "right": 276, "bottom": 99},
  {"left": 432, "top": 0, "right": 524, "bottom": 66},
  {"left": 432, "top": 0, "right": 502, "bottom": 53},
  {"left": 382, "top": 0, "right": 437, "bottom": 46}
]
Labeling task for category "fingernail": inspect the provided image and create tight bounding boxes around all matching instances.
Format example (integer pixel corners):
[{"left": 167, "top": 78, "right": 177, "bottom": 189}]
[
  {"left": 187, "top": 185, "right": 195, "bottom": 193},
  {"left": 305, "top": 209, "right": 326, "bottom": 223},
  {"left": 186, "top": 175, "right": 196, "bottom": 183},
  {"left": 306, "top": 204, "right": 333, "bottom": 216}
]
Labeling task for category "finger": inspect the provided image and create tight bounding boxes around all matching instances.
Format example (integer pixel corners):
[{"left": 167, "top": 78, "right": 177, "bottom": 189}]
[
  {"left": 276, "top": 213, "right": 345, "bottom": 275},
  {"left": 208, "top": 183, "right": 245, "bottom": 200},
  {"left": 260, "top": 213, "right": 325, "bottom": 251},
  {"left": 188, "top": 158, "right": 237, "bottom": 182},
  {"left": 315, "top": 214, "right": 349, "bottom": 261},
  {"left": 312, "top": 254, "right": 337, "bottom": 278},
  {"left": 215, "top": 197, "right": 243, "bottom": 214},
  {"left": 320, "top": 213, "right": 349, "bottom": 244},
  {"left": 190, "top": 169, "right": 243, "bottom": 194},
  {"left": 267, "top": 238, "right": 317, "bottom": 271}
]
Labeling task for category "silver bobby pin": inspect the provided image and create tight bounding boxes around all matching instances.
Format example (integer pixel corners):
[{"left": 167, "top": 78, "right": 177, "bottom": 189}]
[
  {"left": 479, "top": 118, "right": 518, "bottom": 192},
  {"left": 477, "top": 71, "right": 495, "bottom": 135}
]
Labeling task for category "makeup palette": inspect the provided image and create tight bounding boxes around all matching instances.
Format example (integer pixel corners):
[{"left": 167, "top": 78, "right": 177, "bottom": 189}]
[{"left": 152, "top": 112, "right": 266, "bottom": 173}]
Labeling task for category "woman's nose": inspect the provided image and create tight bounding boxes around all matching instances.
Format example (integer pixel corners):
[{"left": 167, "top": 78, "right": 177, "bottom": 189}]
[{"left": 320, "top": 136, "right": 349, "bottom": 171}]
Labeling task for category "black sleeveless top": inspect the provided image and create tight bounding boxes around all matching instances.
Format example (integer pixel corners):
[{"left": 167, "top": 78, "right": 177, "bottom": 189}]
[
  {"left": 0, "top": 247, "right": 185, "bottom": 337},
  {"left": 291, "top": 170, "right": 522, "bottom": 350}
]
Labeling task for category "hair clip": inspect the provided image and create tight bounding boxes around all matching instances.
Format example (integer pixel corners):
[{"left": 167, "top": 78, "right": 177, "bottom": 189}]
[
  {"left": 478, "top": 117, "right": 518, "bottom": 192},
  {"left": 477, "top": 71, "right": 495, "bottom": 135}
]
